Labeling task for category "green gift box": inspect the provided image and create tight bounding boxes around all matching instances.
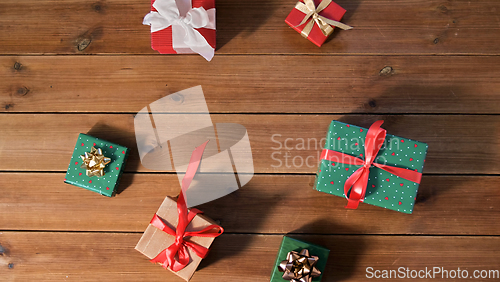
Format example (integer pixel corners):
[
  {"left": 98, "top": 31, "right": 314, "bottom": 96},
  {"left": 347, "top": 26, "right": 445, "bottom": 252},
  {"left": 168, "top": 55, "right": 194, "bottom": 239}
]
[
  {"left": 64, "top": 133, "right": 129, "bottom": 197},
  {"left": 314, "top": 120, "right": 428, "bottom": 214},
  {"left": 270, "top": 236, "right": 329, "bottom": 282}
]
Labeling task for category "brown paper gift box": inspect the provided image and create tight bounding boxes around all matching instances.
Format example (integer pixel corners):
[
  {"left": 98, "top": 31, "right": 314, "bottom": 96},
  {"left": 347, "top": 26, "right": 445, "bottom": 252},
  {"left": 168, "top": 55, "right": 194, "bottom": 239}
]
[{"left": 135, "top": 196, "right": 218, "bottom": 281}]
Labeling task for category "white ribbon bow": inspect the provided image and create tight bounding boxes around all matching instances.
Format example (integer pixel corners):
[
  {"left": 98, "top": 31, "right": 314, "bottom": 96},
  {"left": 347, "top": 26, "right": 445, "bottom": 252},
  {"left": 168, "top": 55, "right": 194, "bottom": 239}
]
[{"left": 143, "top": 0, "right": 216, "bottom": 61}]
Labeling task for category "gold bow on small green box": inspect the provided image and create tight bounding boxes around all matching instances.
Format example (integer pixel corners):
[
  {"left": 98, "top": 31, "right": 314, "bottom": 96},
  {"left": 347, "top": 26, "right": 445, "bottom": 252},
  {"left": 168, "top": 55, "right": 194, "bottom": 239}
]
[
  {"left": 295, "top": 0, "right": 352, "bottom": 38},
  {"left": 278, "top": 249, "right": 322, "bottom": 282}
]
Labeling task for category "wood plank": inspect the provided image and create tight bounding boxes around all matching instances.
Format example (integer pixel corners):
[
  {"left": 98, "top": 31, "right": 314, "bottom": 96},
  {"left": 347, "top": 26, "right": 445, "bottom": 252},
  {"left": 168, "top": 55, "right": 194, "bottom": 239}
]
[
  {"left": 1, "top": 0, "right": 500, "bottom": 55},
  {"left": 2, "top": 55, "right": 500, "bottom": 114},
  {"left": 0, "top": 114, "right": 498, "bottom": 174},
  {"left": 1, "top": 173, "right": 498, "bottom": 235},
  {"left": 1, "top": 232, "right": 499, "bottom": 281}
]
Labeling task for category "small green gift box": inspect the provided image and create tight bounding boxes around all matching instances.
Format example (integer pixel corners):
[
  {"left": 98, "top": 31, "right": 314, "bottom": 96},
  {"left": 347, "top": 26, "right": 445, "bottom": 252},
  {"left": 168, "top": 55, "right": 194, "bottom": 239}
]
[
  {"left": 314, "top": 120, "right": 428, "bottom": 214},
  {"left": 270, "top": 236, "right": 329, "bottom": 282},
  {"left": 64, "top": 133, "right": 129, "bottom": 197}
]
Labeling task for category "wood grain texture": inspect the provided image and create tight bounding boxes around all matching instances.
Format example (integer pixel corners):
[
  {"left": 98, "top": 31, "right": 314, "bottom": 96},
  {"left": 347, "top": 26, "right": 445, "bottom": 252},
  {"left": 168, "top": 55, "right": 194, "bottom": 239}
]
[
  {"left": 1, "top": 0, "right": 499, "bottom": 280},
  {"left": 1, "top": 173, "right": 499, "bottom": 235},
  {"left": 0, "top": 114, "right": 498, "bottom": 174},
  {"left": 1, "top": 232, "right": 499, "bottom": 281},
  {"left": 1, "top": 55, "right": 500, "bottom": 114},
  {"left": 0, "top": 0, "right": 500, "bottom": 55}
]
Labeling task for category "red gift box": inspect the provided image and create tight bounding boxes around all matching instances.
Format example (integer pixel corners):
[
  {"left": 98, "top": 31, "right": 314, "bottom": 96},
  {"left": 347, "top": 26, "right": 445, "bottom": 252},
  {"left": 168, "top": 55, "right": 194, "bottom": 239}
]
[
  {"left": 285, "top": 0, "right": 348, "bottom": 47},
  {"left": 149, "top": 0, "right": 216, "bottom": 55}
]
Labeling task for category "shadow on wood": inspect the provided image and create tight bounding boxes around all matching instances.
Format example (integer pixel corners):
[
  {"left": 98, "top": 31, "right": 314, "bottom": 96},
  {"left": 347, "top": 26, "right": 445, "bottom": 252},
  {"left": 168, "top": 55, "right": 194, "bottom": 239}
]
[
  {"left": 323, "top": 0, "right": 360, "bottom": 46},
  {"left": 196, "top": 174, "right": 278, "bottom": 270},
  {"left": 216, "top": 0, "right": 277, "bottom": 50}
]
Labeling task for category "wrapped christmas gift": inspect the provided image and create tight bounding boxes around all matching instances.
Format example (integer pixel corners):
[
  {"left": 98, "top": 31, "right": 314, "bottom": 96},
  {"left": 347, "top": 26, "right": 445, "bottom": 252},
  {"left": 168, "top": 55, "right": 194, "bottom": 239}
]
[
  {"left": 143, "top": 0, "right": 216, "bottom": 61},
  {"left": 135, "top": 141, "right": 223, "bottom": 281},
  {"left": 285, "top": 0, "right": 352, "bottom": 47},
  {"left": 64, "top": 133, "right": 129, "bottom": 197},
  {"left": 314, "top": 120, "right": 428, "bottom": 214},
  {"left": 134, "top": 87, "right": 257, "bottom": 279}
]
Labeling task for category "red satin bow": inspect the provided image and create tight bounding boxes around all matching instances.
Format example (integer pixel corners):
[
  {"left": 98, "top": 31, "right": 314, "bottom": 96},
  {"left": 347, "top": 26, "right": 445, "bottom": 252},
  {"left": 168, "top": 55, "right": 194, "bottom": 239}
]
[
  {"left": 150, "top": 141, "right": 224, "bottom": 272},
  {"left": 320, "top": 120, "right": 422, "bottom": 209}
]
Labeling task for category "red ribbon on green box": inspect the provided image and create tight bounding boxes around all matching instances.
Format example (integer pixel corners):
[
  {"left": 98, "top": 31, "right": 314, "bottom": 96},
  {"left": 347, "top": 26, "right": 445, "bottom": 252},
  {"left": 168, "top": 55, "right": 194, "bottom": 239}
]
[{"left": 320, "top": 120, "right": 422, "bottom": 209}]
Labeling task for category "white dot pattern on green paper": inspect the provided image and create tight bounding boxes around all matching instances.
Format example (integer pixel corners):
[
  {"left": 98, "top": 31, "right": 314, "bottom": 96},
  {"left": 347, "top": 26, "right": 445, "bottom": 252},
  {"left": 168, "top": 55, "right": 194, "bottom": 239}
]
[
  {"left": 64, "top": 134, "right": 128, "bottom": 196},
  {"left": 315, "top": 121, "right": 428, "bottom": 214}
]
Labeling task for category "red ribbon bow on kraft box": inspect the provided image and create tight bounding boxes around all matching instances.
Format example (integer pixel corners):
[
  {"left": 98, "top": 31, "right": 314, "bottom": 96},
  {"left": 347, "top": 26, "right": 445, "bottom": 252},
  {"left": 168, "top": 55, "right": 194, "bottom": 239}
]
[
  {"left": 285, "top": 0, "right": 352, "bottom": 47},
  {"left": 135, "top": 141, "right": 223, "bottom": 281}
]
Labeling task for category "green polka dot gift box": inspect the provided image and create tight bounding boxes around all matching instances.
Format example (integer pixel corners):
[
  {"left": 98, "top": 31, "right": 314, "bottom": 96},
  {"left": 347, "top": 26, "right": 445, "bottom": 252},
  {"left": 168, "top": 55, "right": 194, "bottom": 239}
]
[
  {"left": 314, "top": 120, "right": 428, "bottom": 214},
  {"left": 64, "top": 133, "right": 130, "bottom": 197}
]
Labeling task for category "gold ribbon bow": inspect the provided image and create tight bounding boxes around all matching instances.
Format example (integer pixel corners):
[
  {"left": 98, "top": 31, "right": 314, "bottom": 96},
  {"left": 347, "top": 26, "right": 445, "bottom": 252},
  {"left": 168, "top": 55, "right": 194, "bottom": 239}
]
[
  {"left": 80, "top": 147, "right": 111, "bottom": 177},
  {"left": 295, "top": 0, "right": 352, "bottom": 38},
  {"left": 278, "top": 249, "right": 321, "bottom": 282}
]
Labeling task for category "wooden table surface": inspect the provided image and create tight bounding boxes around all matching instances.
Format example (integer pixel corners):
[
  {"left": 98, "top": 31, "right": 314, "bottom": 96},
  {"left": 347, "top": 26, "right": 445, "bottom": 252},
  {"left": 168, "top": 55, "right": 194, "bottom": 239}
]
[{"left": 1, "top": 0, "right": 499, "bottom": 281}]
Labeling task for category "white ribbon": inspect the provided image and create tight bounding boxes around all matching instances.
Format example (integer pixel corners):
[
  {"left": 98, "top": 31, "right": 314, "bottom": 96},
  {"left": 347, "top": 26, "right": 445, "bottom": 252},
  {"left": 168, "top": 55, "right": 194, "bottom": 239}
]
[{"left": 143, "top": 0, "right": 216, "bottom": 61}]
